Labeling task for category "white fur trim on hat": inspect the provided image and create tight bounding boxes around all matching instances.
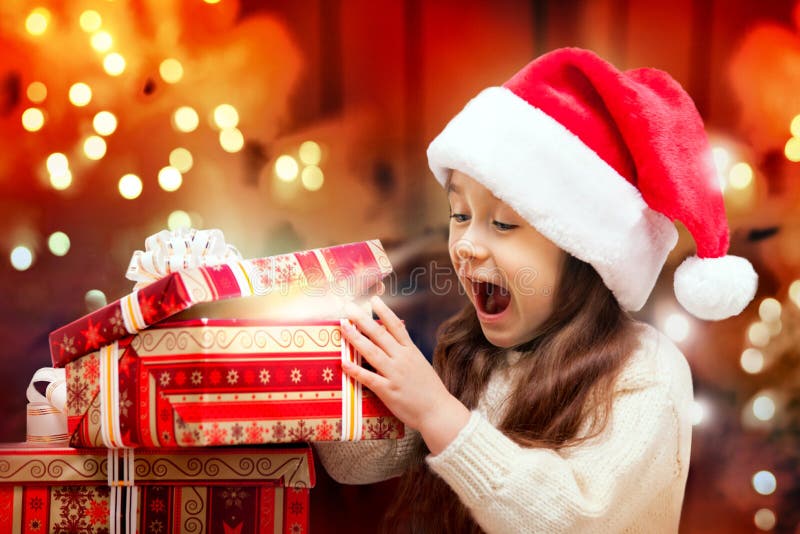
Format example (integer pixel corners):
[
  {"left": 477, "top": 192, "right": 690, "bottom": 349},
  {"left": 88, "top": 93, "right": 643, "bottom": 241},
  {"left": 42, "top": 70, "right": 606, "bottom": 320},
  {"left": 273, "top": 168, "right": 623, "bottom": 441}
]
[
  {"left": 674, "top": 255, "right": 758, "bottom": 321},
  {"left": 427, "top": 86, "right": 679, "bottom": 312}
]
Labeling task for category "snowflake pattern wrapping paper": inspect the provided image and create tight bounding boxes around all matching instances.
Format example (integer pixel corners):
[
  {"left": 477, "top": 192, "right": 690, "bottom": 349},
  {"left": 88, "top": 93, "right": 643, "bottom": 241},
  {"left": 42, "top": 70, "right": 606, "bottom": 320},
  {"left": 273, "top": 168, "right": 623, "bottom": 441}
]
[
  {"left": 0, "top": 444, "right": 313, "bottom": 534},
  {"left": 66, "top": 320, "right": 404, "bottom": 448}
]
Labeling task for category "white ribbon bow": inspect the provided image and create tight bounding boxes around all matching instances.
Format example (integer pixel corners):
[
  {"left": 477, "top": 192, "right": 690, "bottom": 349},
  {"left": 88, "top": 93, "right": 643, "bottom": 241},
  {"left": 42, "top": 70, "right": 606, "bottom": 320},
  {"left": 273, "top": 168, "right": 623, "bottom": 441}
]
[
  {"left": 125, "top": 228, "right": 242, "bottom": 289},
  {"left": 26, "top": 367, "right": 68, "bottom": 444}
]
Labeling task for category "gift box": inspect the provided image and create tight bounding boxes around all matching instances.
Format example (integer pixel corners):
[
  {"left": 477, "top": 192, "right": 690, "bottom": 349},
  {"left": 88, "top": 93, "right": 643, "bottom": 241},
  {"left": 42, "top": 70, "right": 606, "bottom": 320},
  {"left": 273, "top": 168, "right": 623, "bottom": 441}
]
[
  {"left": 50, "top": 235, "right": 392, "bottom": 368},
  {"left": 66, "top": 320, "right": 404, "bottom": 449},
  {"left": 0, "top": 444, "right": 314, "bottom": 534}
]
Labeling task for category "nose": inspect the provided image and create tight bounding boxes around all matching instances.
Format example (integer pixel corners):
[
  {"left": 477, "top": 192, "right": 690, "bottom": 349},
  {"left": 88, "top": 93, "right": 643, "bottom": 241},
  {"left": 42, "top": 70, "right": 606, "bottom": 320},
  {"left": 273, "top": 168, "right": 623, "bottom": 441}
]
[{"left": 450, "top": 235, "right": 490, "bottom": 265}]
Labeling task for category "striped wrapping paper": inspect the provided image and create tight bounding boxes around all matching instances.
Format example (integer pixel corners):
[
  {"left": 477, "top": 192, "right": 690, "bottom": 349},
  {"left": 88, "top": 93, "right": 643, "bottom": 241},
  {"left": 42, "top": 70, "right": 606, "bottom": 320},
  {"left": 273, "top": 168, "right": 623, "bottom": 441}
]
[
  {"left": 50, "top": 239, "right": 392, "bottom": 368},
  {"left": 66, "top": 320, "right": 404, "bottom": 448},
  {"left": 0, "top": 444, "right": 313, "bottom": 534}
]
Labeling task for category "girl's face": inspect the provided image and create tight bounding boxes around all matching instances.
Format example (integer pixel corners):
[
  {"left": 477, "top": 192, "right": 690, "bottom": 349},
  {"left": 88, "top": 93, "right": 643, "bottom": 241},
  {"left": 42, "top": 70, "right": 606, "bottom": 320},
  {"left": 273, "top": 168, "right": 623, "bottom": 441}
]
[{"left": 447, "top": 170, "right": 565, "bottom": 348}]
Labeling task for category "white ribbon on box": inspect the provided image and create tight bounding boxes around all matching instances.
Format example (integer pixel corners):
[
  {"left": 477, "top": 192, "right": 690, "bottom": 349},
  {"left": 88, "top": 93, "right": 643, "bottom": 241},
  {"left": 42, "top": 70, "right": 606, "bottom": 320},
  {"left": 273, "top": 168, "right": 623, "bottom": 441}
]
[
  {"left": 26, "top": 367, "right": 69, "bottom": 444},
  {"left": 125, "top": 228, "right": 242, "bottom": 290}
]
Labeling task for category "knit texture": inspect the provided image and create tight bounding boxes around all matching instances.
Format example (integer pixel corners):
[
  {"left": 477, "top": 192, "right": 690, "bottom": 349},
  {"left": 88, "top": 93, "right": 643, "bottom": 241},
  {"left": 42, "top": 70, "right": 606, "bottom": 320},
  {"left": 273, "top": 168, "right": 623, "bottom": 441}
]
[{"left": 313, "top": 323, "right": 693, "bottom": 533}]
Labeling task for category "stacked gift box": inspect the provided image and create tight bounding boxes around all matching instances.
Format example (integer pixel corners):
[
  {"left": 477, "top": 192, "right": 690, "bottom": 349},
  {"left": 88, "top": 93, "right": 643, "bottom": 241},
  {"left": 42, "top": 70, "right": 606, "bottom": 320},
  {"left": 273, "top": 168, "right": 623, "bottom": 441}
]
[{"left": 2, "top": 229, "right": 403, "bottom": 533}]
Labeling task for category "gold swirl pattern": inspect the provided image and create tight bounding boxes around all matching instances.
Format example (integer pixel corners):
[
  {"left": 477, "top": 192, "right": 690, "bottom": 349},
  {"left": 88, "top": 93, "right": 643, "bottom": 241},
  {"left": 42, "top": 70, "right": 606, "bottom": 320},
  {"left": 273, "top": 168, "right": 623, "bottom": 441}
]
[
  {"left": 181, "top": 269, "right": 216, "bottom": 304},
  {"left": 182, "top": 486, "right": 207, "bottom": 533},
  {"left": 0, "top": 456, "right": 103, "bottom": 483},
  {"left": 367, "top": 239, "right": 393, "bottom": 273},
  {"left": 127, "top": 455, "right": 311, "bottom": 486}
]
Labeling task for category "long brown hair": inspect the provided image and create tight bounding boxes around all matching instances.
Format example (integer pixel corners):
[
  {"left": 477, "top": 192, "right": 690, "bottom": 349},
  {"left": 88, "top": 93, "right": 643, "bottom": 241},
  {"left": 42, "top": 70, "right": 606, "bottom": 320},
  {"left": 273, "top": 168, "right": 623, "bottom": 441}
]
[{"left": 382, "top": 253, "right": 642, "bottom": 533}]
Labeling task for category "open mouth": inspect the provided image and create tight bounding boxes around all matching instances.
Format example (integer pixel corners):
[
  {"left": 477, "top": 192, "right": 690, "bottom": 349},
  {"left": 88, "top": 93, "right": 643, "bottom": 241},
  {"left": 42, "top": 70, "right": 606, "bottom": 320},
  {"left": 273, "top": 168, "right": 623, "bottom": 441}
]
[{"left": 471, "top": 280, "right": 511, "bottom": 316}]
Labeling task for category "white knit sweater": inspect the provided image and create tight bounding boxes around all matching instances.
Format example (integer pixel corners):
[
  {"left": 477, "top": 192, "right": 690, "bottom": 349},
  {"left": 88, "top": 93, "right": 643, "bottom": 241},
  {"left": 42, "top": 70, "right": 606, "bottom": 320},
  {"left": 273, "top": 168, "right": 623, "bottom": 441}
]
[{"left": 314, "top": 322, "right": 694, "bottom": 533}]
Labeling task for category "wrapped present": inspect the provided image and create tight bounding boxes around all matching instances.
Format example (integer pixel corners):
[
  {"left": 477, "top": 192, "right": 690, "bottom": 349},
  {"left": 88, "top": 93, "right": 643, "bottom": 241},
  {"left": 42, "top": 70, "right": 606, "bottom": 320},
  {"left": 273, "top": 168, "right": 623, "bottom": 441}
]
[
  {"left": 50, "top": 229, "right": 392, "bottom": 367},
  {"left": 65, "top": 320, "right": 404, "bottom": 448},
  {"left": 0, "top": 443, "right": 314, "bottom": 534}
]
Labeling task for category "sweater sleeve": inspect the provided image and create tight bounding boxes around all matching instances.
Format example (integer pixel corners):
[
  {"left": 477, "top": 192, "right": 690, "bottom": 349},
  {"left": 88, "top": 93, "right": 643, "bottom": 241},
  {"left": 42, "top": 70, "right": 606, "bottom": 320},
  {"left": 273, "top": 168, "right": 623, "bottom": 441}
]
[
  {"left": 426, "top": 382, "right": 685, "bottom": 533},
  {"left": 313, "top": 427, "right": 423, "bottom": 485}
]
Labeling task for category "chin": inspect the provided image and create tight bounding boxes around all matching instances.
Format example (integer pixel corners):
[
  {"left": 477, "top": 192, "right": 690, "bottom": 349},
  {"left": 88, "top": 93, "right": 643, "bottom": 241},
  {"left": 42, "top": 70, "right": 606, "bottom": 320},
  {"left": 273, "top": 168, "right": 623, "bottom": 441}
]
[{"left": 479, "top": 328, "right": 518, "bottom": 349}]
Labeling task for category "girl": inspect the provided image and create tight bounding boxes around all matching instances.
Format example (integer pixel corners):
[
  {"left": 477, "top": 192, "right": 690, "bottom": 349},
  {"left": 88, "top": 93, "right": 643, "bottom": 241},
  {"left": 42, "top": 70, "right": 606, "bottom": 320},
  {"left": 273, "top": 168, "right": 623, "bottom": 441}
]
[{"left": 314, "top": 47, "right": 757, "bottom": 533}]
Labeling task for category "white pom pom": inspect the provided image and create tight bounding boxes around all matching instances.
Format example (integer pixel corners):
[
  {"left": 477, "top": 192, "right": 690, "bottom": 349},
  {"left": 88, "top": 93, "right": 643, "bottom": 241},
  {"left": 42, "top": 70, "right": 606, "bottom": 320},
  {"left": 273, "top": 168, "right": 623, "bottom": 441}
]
[{"left": 674, "top": 255, "right": 758, "bottom": 321}]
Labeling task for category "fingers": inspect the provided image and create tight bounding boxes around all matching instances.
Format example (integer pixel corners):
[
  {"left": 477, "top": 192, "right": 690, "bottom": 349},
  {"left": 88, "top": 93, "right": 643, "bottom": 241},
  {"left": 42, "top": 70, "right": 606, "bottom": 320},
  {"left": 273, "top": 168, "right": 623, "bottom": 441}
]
[
  {"left": 344, "top": 301, "right": 400, "bottom": 356},
  {"left": 341, "top": 319, "right": 391, "bottom": 375},
  {"left": 341, "top": 358, "right": 389, "bottom": 393},
  {"left": 369, "top": 296, "right": 414, "bottom": 347}
]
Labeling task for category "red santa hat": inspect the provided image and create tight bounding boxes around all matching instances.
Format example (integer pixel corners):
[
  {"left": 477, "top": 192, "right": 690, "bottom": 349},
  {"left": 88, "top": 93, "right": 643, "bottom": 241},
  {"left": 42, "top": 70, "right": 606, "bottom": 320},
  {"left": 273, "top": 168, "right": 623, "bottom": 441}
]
[{"left": 427, "top": 47, "right": 758, "bottom": 321}]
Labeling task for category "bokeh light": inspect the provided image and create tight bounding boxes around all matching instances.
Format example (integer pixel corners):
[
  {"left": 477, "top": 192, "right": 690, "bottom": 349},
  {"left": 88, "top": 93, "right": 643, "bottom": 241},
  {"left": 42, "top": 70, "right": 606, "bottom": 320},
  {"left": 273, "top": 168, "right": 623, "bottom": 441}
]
[
  {"left": 789, "top": 279, "right": 800, "bottom": 308},
  {"left": 46, "top": 153, "right": 69, "bottom": 176},
  {"left": 213, "top": 104, "right": 239, "bottom": 129},
  {"left": 754, "top": 508, "right": 776, "bottom": 531},
  {"left": 25, "top": 8, "right": 50, "bottom": 36},
  {"left": 748, "top": 322, "right": 770, "bottom": 347},
  {"left": 758, "top": 298, "right": 781, "bottom": 323},
  {"left": 752, "top": 470, "right": 777, "bottom": 495},
  {"left": 691, "top": 400, "right": 707, "bottom": 426},
  {"left": 118, "top": 174, "right": 143, "bottom": 199},
  {"left": 83, "top": 135, "right": 107, "bottom": 160},
  {"left": 275, "top": 155, "right": 299, "bottom": 181},
  {"left": 69, "top": 83, "right": 92, "bottom": 107},
  {"left": 173, "top": 106, "right": 199, "bottom": 133},
  {"left": 791, "top": 114, "right": 800, "bottom": 137},
  {"left": 663, "top": 313, "right": 690, "bottom": 342},
  {"left": 219, "top": 128, "right": 244, "bottom": 152},
  {"left": 169, "top": 148, "right": 193, "bottom": 173},
  {"left": 299, "top": 141, "right": 322, "bottom": 165},
  {"left": 784, "top": 137, "right": 800, "bottom": 163},
  {"left": 167, "top": 210, "right": 192, "bottom": 230},
  {"left": 93, "top": 111, "right": 117, "bottom": 136},
  {"left": 21, "top": 108, "right": 45, "bottom": 132},
  {"left": 740, "top": 348, "right": 764, "bottom": 374},
  {"left": 79, "top": 10, "right": 102, "bottom": 33},
  {"left": 49, "top": 170, "right": 72, "bottom": 191},
  {"left": 10, "top": 246, "right": 34, "bottom": 271},
  {"left": 47, "top": 232, "right": 70, "bottom": 256},
  {"left": 729, "top": 162, "right": 753, "bottom": 190},
  {"left": 752, "top": 394, "right": 776, "bottom": 421},
  {"left": 90, "top": 31, "right": 113, "bottom": 52},
  {"left": 26, "top": 82, "right": 47, "bottom": 103},
  {"left": 301, "top": 165, "right": 324, "bottom": 191},
  {"left": 159, "top": 58, "right": 184, "bottom": 84},
  {"left": 103, "top": 53, "right": 126, "bottom": 76},
  {"left": 84, "top": 289, "right": 107, "bottom": 312},
  {"left": 158, "top": 166, "right": 182, "bottom": 192}
]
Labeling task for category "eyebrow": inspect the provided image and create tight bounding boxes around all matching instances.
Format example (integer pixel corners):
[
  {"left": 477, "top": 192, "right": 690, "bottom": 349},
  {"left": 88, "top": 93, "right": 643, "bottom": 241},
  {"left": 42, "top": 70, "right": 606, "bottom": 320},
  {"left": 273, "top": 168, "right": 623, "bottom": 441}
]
[{"left": 446, "top": 179, "right": 460, "bottom": 195}]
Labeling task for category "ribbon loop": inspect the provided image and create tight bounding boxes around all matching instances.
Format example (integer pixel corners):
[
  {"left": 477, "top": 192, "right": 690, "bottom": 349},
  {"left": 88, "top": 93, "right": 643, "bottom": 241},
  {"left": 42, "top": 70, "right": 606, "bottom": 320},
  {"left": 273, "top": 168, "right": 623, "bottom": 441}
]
[{"left": 26, "top": 367, "right": 68, "bottom": 444}]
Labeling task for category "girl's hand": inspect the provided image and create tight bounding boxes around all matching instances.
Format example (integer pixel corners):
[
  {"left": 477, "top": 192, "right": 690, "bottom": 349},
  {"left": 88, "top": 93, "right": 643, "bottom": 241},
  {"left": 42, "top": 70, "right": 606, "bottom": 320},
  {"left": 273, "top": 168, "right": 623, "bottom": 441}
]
[{"left": 341, "top": 296, "right": 471, "bottom": 455}]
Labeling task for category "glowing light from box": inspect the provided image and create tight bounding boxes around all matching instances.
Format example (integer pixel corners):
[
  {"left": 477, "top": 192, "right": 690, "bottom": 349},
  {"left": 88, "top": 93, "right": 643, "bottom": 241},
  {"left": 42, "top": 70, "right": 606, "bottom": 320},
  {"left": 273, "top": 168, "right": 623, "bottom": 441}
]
[
  {"left": 168, "top": 210, "right": 192, "bottom": 230},
  {"left": 159, "top": 58, "right": 184, "bottom": 84},
  {"left": 748, "top": 322, "right": 770, "bottom": 347},
  {"left": 752, "top": 470, "right": 776, "bottom": 495},
  {"left": 690, "top": 400, "right": 707, "bottom": 426},
  {"left": 47, "top": 153, "right": 69, "bottom": 175},
  {"left": 740, "top": 348, "right": 764, "bottom": 374},
  {"left": 25, "top": 8, "right": 50, "bottom": 36},
  {"left": 729, "top": 162, "right": 753, "bottom": 190},
  {"left": 219, "top": 128, "right": 244, "bottom": 153},
  {"left": 169, "top": 148, "right": 193, "bottom": 172},
  {"left": 118, "top": 174, "right": 142, "bottom": 199},
  {"left": 758, "top": 298, "right": 781, "bottom": 322},
  {"left": 22, "top": 108, "right": 45, "bottom": 132},
  {"left": 784, "top": 137, "right": 800, "bottom": 162},
  {"left": 50, "top": 170, "right": 72, "bottom": 190},
  {"left": 27, "top": 82, "right": 47, "bottom": 103},
  {"left": 10, "top": 246, "right": 34, "bottom": 271},
  {"left": 790, "top": 280, "right": 800, "bottom": 308},
  {"left": 83, "top": 135, "right": 107, "bottom": 160},
  {"left": 79, "top": 10, "right": 102, "bottom": 32},
  {"left": 173, "top": 106, "right": 199, "bottom": 133},
  {"left": 103, "top": 53, "right": 126, "bottom": 76},
  {"left": 204, "top": 0, "right": 222, "bottom": 4},
  {"left": 48, "top": 232, "right": 70, "bottom": 256},
  {"left": 213, "top": 104, "right": 239, "bottom": 129},
  {"left": 158, "top": 166, "right": 182, "bottom": 192},
  {"left": 69, "top": 83, "right": 92, "bottom": 107},
  {"left": 299, "top": 141, "right": 322, "bottom": 165},
  {"left": 663, "top": 313, "right": 690, "bottom": 342},
  {"left": 91, "top": 31, "right": 112, "bottom": 52},
  {"left": 301, "top": 165, "right": 324, "bottom": 191},
  {"left": 752, "top": 394, "right": 776, "bottom": 421},
  {"left": 92, "top": 111, "right": 117, "bottom": 136},
  {"left": 754, "top": 509, "right": 776, "bottom": 531},
  {"left": 275, "top": 155, "right": 299, "bottom": 181},
  {"left": 791, "top": 115, "right": 800, "bottom": 137}
]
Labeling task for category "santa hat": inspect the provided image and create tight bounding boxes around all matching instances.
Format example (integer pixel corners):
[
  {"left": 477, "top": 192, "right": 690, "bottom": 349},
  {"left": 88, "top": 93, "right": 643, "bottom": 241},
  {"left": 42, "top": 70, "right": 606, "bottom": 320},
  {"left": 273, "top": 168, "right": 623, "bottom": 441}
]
[{"left": 427, "top": 47, "right": 757, "bottom": 321}]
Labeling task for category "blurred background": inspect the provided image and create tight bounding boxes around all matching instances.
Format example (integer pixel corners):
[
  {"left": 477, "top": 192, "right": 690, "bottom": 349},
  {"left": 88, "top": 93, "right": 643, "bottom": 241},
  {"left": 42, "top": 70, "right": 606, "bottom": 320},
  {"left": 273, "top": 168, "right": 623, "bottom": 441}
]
[{"left": 1, "top": 0, "right": 799, "bottom": 532}]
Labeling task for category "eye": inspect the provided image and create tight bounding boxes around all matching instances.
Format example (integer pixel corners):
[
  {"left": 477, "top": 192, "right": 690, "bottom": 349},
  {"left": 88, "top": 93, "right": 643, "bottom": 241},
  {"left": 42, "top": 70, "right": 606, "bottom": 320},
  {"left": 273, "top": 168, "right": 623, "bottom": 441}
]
[
  {"left": 449, "top": 213, "right": 469, "bottom": 223},
  {"left": 493, "top": 220, "right": 518, "bottom": 231}
]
